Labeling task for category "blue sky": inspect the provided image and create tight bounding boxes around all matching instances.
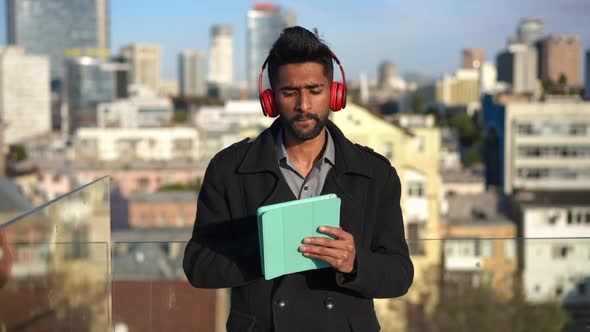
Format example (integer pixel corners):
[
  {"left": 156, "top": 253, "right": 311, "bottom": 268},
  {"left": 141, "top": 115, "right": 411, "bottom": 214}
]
[{"left": 1, "top": 0, "right": 589, "bottom": 82}]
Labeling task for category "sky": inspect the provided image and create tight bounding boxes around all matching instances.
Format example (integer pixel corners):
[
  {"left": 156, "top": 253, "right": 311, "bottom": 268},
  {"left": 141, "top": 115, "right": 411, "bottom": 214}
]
[{"left": 0, "top": 0, "right": 589, "bottom": 83}]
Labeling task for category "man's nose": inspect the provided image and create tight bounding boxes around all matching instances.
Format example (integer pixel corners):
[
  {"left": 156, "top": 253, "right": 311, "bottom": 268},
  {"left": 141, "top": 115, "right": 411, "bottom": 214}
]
[{"left": 296, "top": 92, "right": 311, "bottom": 112}]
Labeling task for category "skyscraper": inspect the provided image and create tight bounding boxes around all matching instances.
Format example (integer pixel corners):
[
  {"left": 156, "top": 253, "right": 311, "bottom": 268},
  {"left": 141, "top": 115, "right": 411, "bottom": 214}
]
[
  {"left": 120, "top": 44, "right": 162, "bottom": 93},
  {"left": 585, "top": 50, "right": 590, "bottom": 100},
  {"left": 377, "top": 61, "right": 397, "bottom": 89},
  {"left": 479, "top": 62, "right": 498, "bottom": 94},
  {"left": 539, "top": 35, "right": 581, "bottom": 86},
  {"left": 462, "top": 48, "right": 485, "bottom": 70},
  {"left": 496, "top": 43, "right": 538, "bottom": 95},
  {"left": 0, "top": 47, "right": 51, "bottom": 144},
  {"left": 6, "top": 0, "right": 110, "bottom": 81},
  {"left": 517, "top": 19, "right": 544, "bottom": 45},
  {"left": 63, "top": 56, "right": 129, "bottom": 132},
  {"left": 179, "top": 50, "right": 207, "bottom": 97},
  {"left": 246, "top": 3, "right": 296, "bottom": 97},
  {"left": 209, "top": 25, "right": 234, "bottom": 85}
]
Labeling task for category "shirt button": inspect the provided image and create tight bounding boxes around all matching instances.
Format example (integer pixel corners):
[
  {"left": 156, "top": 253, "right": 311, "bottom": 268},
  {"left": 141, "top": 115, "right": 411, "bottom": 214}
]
[
  {"left": 303, "top": 185, "right": 309, "bottom": 191},
  {"left": 324, "top": 297, "right": 335, "bottom": 310},
  {"left": 275, "top": 298, "right": 287, "bottom": 309}
]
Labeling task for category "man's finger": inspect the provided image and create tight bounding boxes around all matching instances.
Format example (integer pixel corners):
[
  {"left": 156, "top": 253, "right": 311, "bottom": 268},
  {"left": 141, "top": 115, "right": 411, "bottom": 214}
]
[
  {"left": 302, "top": 252, "right": 340, "bottom": 267},
  {"left": 303, "top": 237, "right": 350, "bottom": 250},
  {"left": 300, "top": 245, "right": 350, "bottom": 260},
  {"left": 317, "top": 226, "right": 352, "bottom": 240}
]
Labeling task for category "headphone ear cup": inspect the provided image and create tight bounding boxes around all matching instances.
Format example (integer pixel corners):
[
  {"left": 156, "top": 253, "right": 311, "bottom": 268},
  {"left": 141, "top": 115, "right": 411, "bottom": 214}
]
[
  {"left": 330, "top": 82, "right": 346, "bottom": 111},
  {"left": 261, "top": 89, "right": 279, "bottom": 117}
]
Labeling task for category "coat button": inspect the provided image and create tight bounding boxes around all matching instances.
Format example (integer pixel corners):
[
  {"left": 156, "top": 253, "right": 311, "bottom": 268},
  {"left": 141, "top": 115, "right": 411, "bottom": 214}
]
[
  {"left": 324, "top": 297, "right": 335, "bottom": 310},
  {"left": 275, "top": 298, "right": 287, "bottom": 309}
]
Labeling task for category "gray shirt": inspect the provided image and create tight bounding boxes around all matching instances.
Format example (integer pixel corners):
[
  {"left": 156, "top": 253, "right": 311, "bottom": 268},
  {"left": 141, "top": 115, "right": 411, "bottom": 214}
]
[{"left": 275, "top": 127, "right": 335, "bottom": 199}]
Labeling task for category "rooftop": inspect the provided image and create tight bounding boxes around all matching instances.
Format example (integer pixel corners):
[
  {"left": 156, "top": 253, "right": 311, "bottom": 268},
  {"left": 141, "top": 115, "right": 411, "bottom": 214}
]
[
  {"left": 515, "top": 190, "right": 590, "bottom": 207},
  {"left": 442, "top": 169, "right": 485, "bottom": 184},
  {"left": 446, "top": 190, "right": 512, "bottom": 226},
  {"left": 129, "top": 191, "right": 197, "bottom": 203},
  {"left": 0, "top": 176, "right": 33, "bottom": 213}
]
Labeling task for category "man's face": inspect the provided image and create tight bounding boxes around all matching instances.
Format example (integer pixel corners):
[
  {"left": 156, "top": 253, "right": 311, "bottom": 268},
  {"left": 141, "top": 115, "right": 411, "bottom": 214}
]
[{"left": 274, "top": 62, "right": 331, "bottom": 141}]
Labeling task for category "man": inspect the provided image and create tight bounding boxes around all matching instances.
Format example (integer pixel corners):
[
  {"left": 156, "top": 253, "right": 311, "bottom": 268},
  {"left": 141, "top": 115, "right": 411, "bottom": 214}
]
[{"left": 184, "top": 26, "right": 413, "bottom": 332}]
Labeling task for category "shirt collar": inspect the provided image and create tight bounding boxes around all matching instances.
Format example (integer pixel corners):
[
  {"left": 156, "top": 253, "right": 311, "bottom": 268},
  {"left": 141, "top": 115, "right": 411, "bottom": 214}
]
[{"left": 275, "top": 126, "right": 336, "bottom": 166}]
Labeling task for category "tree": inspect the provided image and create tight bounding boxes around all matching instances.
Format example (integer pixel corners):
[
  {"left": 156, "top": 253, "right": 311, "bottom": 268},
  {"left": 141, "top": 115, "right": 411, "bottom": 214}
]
[
  {"left": 9, "top": 145, "right": 27, "bottom": 162},
  {"left": 463, "top": 146, "right": 483, "bottom": 166},
  {"left": 410, "top": 91, "right": 425, "bottom": 114},
  {"left": 558, "top": 73, "right": 568, "bottom": 86},
  {"left": 406, "top": 282, "right": 567, "bottom": 332},
  {"left": 448, "top": 113, "right": 480, "bottom": 146},
  {"left": 172, "top": 110, "right": 189, "bottom": 124},
  {"left": 157, "top": 178, "right": 202, "bottom": 192}
]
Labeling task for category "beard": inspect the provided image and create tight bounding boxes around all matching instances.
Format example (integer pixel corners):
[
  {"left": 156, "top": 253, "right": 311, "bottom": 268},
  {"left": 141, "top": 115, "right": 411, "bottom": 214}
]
[{"left": 282, "top": 111, "right": 329, "bottom": 141}]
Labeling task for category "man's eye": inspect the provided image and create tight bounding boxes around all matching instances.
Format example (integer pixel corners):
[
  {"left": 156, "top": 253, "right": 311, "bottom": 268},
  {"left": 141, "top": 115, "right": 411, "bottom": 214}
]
[
  {"left": 310, "top": 90, "right": 322, "bottom": 95},
  {"left": 283, "top": 91, "right": 296, "bottom": 97}
]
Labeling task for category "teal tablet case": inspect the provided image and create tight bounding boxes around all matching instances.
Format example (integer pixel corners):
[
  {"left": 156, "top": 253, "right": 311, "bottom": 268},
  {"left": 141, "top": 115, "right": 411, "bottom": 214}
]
[{"left": 257, "top": 194, "right": 341, "bottom": 280}]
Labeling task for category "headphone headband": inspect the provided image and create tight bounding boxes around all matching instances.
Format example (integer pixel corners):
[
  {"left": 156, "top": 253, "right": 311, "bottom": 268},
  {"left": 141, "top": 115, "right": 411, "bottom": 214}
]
[{"left": 258, "top": 50, "right": 347, "bottom": 99}]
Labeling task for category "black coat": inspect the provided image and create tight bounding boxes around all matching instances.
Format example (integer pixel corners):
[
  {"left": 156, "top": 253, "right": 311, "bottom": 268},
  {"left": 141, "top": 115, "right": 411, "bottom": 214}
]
[{"left": 183, "top": 119, "right": 414, "bottom": 332}]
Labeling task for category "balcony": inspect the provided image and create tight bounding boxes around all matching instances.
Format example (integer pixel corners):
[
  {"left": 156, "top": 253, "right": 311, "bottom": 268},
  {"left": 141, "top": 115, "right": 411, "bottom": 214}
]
[{"left": 1, "top": 177, "right": 589, "bottom": 331}]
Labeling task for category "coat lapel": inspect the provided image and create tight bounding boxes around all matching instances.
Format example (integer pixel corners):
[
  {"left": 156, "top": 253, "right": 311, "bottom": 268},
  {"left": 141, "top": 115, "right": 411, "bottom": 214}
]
[{"left": 236, "top": 119, "right": 374, "bottom": 244}]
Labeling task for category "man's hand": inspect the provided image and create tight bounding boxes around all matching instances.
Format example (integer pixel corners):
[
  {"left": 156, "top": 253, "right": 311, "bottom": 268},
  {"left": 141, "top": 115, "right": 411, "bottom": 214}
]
[{"left": 299, "top": 226, "right": 356, "bottom": 273}]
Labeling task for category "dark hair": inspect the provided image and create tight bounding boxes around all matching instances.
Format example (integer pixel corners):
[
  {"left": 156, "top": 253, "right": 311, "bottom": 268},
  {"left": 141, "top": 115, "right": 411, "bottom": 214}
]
[{"left": 267, "top": 26, "right": 334, "bottom": 89}]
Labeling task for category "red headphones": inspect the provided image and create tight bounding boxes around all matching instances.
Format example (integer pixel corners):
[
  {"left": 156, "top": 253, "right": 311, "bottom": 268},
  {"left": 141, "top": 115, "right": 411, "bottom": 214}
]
[{"left": 258, "top": 50, "right": 347, "bottom": 117}]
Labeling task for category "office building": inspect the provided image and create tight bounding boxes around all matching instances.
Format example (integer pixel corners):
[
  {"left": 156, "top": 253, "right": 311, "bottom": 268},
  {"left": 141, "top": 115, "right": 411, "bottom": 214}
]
[
  {"left": 496, "top": 43, "right": 538, "bottom": 95},
  {"left": 0, "top": 47, "right": 50, "bottom": 144},
  {"left": 516, "top": 18, "right": 544, "bottom": 45},
  {"left": 63, "top": 56, "right": 129, "bottom": 132},
  {"left": 585, "top": 50, "right": 590, "bottom": 100},
  {"left": 246, "top": 3, "right": 295, "bottom": 97},
  {"left": 179, "top": 50, "right": 207, "bottom": 97},
  {"left": 120, "top": 44, "right": 161, "bottom": 93},
  {"left": 462, "top": 48, "right": 485, "bottom": 70},
  {"left": 482, "top": 94, "right": 590, "bottom": 193},
  {"left": 208, "top": 25, "right": 233, "bottom": 85},
  {"left": 7, "top": 0, "right": 109, "bottom": 81},
  {"left": 539, "top": 35, "right": 581, "bottom": 86}
]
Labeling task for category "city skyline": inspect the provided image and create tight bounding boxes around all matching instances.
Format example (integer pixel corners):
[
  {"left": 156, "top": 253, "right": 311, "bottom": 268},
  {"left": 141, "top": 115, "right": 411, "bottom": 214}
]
[{"left": 1, "top": 0, "right": 589, "bottom": 84}]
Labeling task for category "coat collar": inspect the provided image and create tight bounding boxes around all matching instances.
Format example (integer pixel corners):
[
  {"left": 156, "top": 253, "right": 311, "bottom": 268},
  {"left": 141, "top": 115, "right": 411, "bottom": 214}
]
[{"left": 237, "top": 118, "right": 372, "bottom": 179}]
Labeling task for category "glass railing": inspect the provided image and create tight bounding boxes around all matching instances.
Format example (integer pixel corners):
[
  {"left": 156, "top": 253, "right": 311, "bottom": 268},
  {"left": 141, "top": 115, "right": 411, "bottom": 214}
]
[
  {"left": 0, "top": 177, "right": 111, "bottom": 331},
  {"left": 111, "top": 241, "right": 227, "bottom": 332},
  {"left": 388, "top": 238, "right": 590, "bottom": 332},
  {"left": 109, "top": 238, "right": 590, "bottom": 332},
  {"left": 2, "top": 182, "right": 589, "bottom": 331}
]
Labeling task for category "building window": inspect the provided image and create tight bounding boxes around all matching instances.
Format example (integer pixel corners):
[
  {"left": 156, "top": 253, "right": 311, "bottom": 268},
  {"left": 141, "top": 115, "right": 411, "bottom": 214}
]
[
  {"left": 568, "top": 209, "right": 590, "bottom": 225},
  {"left": 458, "top": 241, "right": 474, "bottom": 256},
  {"left": 177, "top": 214, "right": 186, "bottom": 227},
  {"left": 504, "top": 276, "right": 514, "bottom": 293},
  {"left": 139, "top": 214, "right": 148, "bottom": 227},
  {"left": 407, "top": 181, "right": 425, "bottom": 197},
  {"left": 444, "top": 242, "right": 454, "bottom": 256},
  {"left": 174, "top": 139, "right": 193, "bottom": 150},
  {"left": 552, "top": 245, "right": 572, "bottom": 259},
  {"left": 415, "top": 136, "right": 425, "bottom": 153},
  {"left": 158, "top": 213, "right": 166, "bottom": 227},
  {"left": 476, "top": 239, "right": 493, "bottom": 258},
  {"left": 504, "top": 240, "right": 516, "bottom": 261},
  {"left": 137, "top": 178, "right": 150, "bottom": 192},
  {"left": 407, "top": 223, "right": 425, "bottom": 256},
  {"left": 555, "top": 285, "right": 564, "bottom": 297},
  {"left": 383, "top": 142, "right": 393, "bottom": 160}
]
